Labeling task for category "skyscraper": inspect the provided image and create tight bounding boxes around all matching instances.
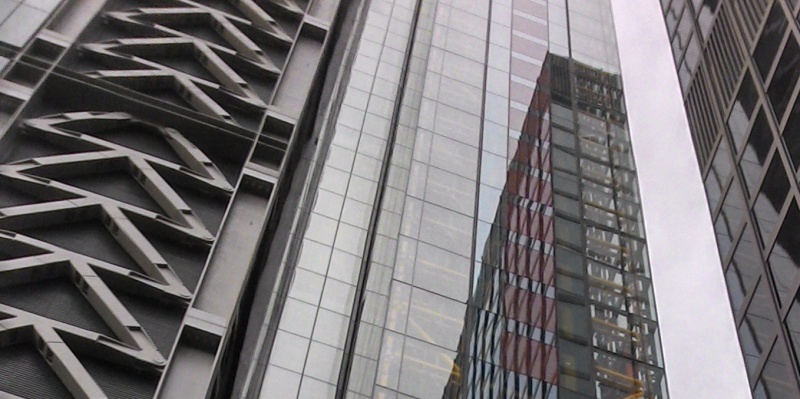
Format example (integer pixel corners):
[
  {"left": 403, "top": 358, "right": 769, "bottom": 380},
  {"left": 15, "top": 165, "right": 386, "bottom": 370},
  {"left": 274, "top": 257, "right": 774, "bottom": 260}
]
[
  {"left": 662, "top": 0, "right": 800, "bottom": 397},
  {"left": 0, "top": 0, "right": 666, "bottom": 398}
]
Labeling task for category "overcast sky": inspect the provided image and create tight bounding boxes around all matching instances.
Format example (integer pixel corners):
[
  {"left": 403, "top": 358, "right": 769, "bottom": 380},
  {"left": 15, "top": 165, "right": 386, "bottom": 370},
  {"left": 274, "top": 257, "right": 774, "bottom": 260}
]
[{"left": 610, "top": 1, "right": 753, "bottom": 398}]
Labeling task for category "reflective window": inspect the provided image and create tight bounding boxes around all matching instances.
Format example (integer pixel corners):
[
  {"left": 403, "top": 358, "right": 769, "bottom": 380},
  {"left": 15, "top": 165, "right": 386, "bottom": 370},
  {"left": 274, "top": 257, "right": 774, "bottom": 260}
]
[
  {"left": 710, "top": 138, "right": 734, "bottom": 211},
  {"left": 397, "top": 337, "right": 458, "bottom": 398},
  {"left": 754, "top": 4, "right": 789, "bottom": 78},
  {"left": 555, "top": 217, "right": 583, "bottom": 247},
  {"left": 768, "top": 201, "right": 800, "bottom": 306},
  {"left": 782, "top": 92, "right": 800, "bottom": 171},
  {"left": 755, "top": 156, "right": 790, "bottom": 246},
  {"left": 714, "top": 181, "right": 746, "bottom": 258},
  {"left": 739, "top": 280, "right": 777, "bottom": 375},
  {"left": 695, "top": 0, "right": 720, "bottom": 40},
  {"left": 560, "top": 339, "right": 591, "bottom": 378},
  {"left": 407, "top": 288, "right": 465, "bottom": 350},
  {"left": 768, "top": 36, "right": 800, "bottom": 119},
  {"left": 740, "top": 111, "right": 773, "bottom": 196},
  {"left": 554, "top": 170, "right": 581, "bottom": 196},
  {"left": 728, "top": 73, "right": 759, "bottom": 151},
  {"left": 726, "top": 226, "right": 764, "bottom": 314},
  {"left": 754, "top": 340, "right": 800, "bottom": 399},
  {"left": 558, "top": 300, "right": 590, "bottom": 343},
  {"left": 0, "top": 4, "right": 49, "bottom": 48},
  {"left": 553, "top": 147, "right": 578, "bottom": 174},
  {"left": 556, "top": 245, "right": 585, "bottom": 277},
  {"left": 786, "top": 297, "right": 800, "bottom": 366}
]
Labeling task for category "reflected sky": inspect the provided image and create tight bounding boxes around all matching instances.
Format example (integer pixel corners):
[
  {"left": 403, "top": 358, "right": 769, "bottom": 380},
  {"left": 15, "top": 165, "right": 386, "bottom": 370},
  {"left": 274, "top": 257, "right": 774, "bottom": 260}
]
[{"left": 610, "top": 1, "right": 752, "bottom": 398}]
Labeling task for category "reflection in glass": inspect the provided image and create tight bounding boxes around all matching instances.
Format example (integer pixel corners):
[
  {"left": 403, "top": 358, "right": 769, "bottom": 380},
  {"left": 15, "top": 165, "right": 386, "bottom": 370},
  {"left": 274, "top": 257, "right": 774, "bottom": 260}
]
[{"left": 768, "top": 201, "right": 800, "bottom": 306}]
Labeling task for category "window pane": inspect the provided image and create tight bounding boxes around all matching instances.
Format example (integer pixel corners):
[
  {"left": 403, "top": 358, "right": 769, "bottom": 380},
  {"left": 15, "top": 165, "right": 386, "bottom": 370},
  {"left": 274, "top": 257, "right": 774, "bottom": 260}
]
[
  {"left": 726, "top": 226, "right": 764, "bottom": 314},
  {"left": 755, "top": 340, "right": 800, "bottom": 399},
  {"left": 782, "top": 94, "right": 800, "bottom": 171},
  {"left": 728, "top": 73, "right": 759, "bottom": 151},
  {"left": 768, "top": 36, "right": 800, "bottom": 119},
  {"left": 768, "top": 201, "right": 800, "bottom": 306},
  {"left": 715, "top": 181, "right": 746, "bottom": 258},
  {"left": 786, "top": 297, "right": 800, "bottom": 367},
  {"left": 754, "top": 156, "right": 790, "bottom": 246},
  {"left": 754, "top": 4, "right": 788, "bottom": 78},
  {"left": 739, "top": 280, "right": 777, "bottom": 375},
  {"left": 740, "top": 111, "right": 773, "bottom": 196}
]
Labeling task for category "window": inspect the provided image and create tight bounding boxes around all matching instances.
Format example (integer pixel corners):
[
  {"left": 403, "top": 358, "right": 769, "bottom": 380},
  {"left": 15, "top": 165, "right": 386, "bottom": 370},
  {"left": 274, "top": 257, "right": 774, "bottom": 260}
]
[
  {"left": 754, "top": 4, "right": 788, "bottom": 78},
  {"left": 768, "top": 36, "right": 800, "bottom": 119},
  {"left": 727, "top": 73, "right": 759, "bottom": 151},
  {"left": 754, "top": 155, "right": 790, "bottom": 246},
  {"left": 754, "top": 340, "right": 800, "bottom": 399},
  {"left": 727, "top": 227, "right": 764, "bottom": 314},
  {"left": 783, "top": 97, "right": 800, "bottom": 171},
  {"left": 714, "top": 181, "right": 746, "bottom": 258},
  {"left": 740, "top": 111, "right": 774, "bottom": 196},
  {"left": 739, "top": 280, "right": 777, "bottom": 375},
  {"left": 768, "top": 201, "right": 800, "bottom": 306}
]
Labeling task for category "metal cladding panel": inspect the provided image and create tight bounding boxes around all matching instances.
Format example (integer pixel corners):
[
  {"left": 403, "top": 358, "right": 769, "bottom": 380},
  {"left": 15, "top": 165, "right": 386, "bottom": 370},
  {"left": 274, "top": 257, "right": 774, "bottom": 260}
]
[{"left": 0, "top": 344, "right": 73, "bottom": 399}]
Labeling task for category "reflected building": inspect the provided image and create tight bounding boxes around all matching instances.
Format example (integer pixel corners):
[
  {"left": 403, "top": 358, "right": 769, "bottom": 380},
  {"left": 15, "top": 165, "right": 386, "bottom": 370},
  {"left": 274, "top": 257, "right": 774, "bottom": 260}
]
[
  {"left": 452, "top": 51, "right": 667, "bottom": 399},
  {"left": 0, "top": 0, "right": 665, "bottom": 398},
  {"left": 661, "top": 0, "right": 800, "bottom": 397}
]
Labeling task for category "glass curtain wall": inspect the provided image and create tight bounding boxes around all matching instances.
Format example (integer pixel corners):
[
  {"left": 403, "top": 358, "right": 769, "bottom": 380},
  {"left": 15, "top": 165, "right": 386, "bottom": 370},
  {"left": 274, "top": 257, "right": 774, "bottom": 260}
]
[{"left": 257, "top": 0, "right": 668, "bottom": 398}]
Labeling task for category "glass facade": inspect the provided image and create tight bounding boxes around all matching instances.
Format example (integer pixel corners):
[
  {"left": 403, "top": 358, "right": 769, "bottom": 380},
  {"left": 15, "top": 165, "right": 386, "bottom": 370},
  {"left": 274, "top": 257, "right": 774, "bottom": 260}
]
[
  {"left": 663, "top": 0, "right": 800, "bottom": 397},
  {"left": 250, "top": 0, "right": 668, "bottom": 398},
  {"left": 0, "top": 0, "right": 666, "bottom": 398}
]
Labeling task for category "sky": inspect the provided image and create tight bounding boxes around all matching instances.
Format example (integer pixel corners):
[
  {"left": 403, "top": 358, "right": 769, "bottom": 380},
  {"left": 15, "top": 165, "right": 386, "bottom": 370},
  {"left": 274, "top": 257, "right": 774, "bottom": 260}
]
[{"left": 609, "top": 1, "right": 753, "bottom": 398}]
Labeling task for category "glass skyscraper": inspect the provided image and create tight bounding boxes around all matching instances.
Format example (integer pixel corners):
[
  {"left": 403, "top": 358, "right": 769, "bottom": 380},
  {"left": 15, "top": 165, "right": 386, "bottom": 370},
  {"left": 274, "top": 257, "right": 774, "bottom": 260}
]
[
  {"left": 0, "top": 0, "right": 666, "bottom": 398},
  {"left": 663, "top": 0, "right": 800, "bottom": 398}
]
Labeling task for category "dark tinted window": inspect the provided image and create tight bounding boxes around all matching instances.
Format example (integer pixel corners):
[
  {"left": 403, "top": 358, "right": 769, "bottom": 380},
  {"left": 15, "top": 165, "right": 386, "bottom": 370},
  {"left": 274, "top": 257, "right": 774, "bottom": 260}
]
[
  {"left": 768, "top": 201, "right": 800, "bottom": 306},
  {"left": 715, "top": 181, "right": 746, "bottom": 258},
  {"left": 754, "top": 156, "right": 790, "bottom": 245},
  {"left": 741, "top": 111, "right": 774, "bottom": 196},
  {"left": 768, "top": 36, "right": 800, "bottom": 119},
  {"left": 728, "top": 73, "right": 759, "bottom": 151},
  {"left": 782, "top": 92, "right": 800, "bottom": 171},
  {"left": 739, "top": 281, "right": 777, "bottom": 375},
  {"left": 786, "top": 297, "right": 800, "bottom": 367},
  {"left": 726, "top": 226, "right": 763, "bottom": 314},
  {"left": 754, "top": 340, "right": 800, "bottom": 399},
  {"left": 754, "top": 4, "right": 789, "bottom": 78}
]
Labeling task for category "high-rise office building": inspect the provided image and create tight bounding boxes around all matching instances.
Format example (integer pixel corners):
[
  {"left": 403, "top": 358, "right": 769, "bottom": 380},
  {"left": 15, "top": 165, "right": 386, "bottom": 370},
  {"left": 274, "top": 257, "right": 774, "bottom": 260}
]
[
  {"left": 0, "top": 0, "right": 666, "bottom": 398},
  {"left": 662, "top": 0, "right": 800, "bottom": 397}
]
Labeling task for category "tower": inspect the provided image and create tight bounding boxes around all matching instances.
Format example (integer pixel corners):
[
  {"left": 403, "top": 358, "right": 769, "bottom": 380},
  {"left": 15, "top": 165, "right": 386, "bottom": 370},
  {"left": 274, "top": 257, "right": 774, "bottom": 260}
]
[{"left": 662, "top": 0, "right": 800, "bottom": 397}]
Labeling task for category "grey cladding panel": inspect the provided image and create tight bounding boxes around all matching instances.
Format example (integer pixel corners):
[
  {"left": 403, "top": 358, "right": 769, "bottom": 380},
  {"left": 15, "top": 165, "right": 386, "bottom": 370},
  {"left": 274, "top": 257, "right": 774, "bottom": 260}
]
[
  {"left": 0, "top": 277, "right": 116, "bottom": 338},
  {"left": 0, "top": 108, "right": 246, "bottom": 398},
  {"left": 0, "top": 344, "right": 73, "bottom": 399},
  {"left": 80, "top": 354, "right": 159, "bottom": 399},
  {"left": 65, "top": 0, "right": 306, "bottom": 127}
]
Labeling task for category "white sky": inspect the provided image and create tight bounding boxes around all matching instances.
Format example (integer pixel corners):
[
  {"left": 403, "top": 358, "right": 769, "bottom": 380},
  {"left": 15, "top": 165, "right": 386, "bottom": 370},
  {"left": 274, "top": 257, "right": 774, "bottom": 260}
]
[{"left": 610, "top": 1, "right": 753, "bottom": 398}]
